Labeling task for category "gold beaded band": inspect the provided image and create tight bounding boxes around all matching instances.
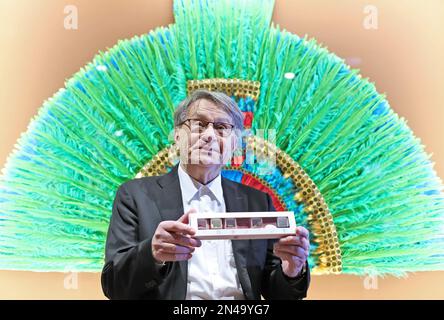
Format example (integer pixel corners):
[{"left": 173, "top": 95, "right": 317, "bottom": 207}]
[
  {"left": 187, "top": 78, "right": 261, "bottom": 100},
  {"left": 136, "top": 146, "right": 178, "bottom": 178},
  {"left": 246, "top": 136, "right": 342, "bottom": 275},
  {"left": 136, "top": 138, "right": 342, "bottom": 275}
]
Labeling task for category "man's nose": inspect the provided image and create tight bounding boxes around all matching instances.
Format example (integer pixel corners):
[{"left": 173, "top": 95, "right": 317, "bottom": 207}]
[{"left": 200, "top": 123, "right": 217, "bottom": 141}]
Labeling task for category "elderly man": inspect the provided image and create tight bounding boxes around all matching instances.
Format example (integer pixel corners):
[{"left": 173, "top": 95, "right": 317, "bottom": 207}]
[{"left": 101, "top": 90, "right": 310, "bottom": 300}]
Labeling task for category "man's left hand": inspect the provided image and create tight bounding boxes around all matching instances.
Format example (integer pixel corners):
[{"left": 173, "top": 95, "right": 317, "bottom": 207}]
[{"left": 273, "top": 226, "right": 310, "bottom": 278}]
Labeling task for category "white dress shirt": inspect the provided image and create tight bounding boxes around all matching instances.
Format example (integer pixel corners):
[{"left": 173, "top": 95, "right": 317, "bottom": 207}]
[{"left": 177, "top": 163, "right": 245, "bottom": 300}]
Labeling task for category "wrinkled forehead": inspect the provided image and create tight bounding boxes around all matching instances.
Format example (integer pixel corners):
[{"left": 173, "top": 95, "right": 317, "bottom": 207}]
[{"left": 187, "top": 99, "right": 233, "bottom": 123}]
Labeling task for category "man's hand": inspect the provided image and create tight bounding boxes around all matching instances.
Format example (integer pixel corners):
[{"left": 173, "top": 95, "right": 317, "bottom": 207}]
[
  {"left": 273, "top": 226, "right": 310, "bottom": 278},
  {"left": 151, "top": 208, "right": 202, "bottom": 262}
]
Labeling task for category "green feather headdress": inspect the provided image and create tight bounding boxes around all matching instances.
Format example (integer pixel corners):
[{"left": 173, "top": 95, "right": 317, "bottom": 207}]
[{"left": 1, "top": 0, "right": 443, "bottom": 276}]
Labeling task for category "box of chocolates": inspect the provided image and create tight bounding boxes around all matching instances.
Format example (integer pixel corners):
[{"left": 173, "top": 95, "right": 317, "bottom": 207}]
[{"left": 189, "top": 211, "right": 296, "bottom": 240}]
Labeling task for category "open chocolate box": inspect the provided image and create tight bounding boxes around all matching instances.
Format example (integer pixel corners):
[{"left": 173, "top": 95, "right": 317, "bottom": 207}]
[{"left": 189, "top": 211, "right": 296, "bottom": 240}]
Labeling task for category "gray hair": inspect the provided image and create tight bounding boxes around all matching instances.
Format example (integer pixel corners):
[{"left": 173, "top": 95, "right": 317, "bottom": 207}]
[{"left": 174, "top": 89, "right": 244, "bottom": 130}]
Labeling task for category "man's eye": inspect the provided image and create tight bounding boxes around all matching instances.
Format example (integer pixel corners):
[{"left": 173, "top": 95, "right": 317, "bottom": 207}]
[
  {"left": 215, "top": 123, "right": 229, "bottom": 130},
  {"left": 190, "top": 121, "right": 204, "bottom": 130}
]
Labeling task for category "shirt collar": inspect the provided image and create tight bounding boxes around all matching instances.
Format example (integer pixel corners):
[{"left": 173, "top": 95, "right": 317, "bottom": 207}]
[{"left": 177, "top": 162, "right": 223, "bottom": 205}]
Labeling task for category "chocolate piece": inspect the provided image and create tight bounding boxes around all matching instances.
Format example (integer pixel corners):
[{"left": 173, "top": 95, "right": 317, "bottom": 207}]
[
  {"left": 251, "top": 217, "right": 263, "bottom": 228},
  {"left": 210, "top": 218, "right": 223, "bottom": 229},
  {"left": 197, "top": 219, "right": 209, "bottom": 230},
  {"left": 225, "top": 218, "right": 236, "bottom": 228},
  {"left": 277, "top": 216, "right": 289, "bottom": 228}
]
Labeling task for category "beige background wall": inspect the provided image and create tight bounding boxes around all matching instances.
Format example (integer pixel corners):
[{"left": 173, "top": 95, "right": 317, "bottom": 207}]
[{"left": 0, "top": 0, "right": 443, "bottom": 299}]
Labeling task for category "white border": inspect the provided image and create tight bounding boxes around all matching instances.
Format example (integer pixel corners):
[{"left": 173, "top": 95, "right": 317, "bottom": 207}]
[{"left": 189, "top": 211, "right": 297, "bottom": 240}]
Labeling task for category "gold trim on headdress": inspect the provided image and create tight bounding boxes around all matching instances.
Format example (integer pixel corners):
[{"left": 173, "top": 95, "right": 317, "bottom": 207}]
[{"left": 187, "top": 78, "right": 260, "bottom": 100}]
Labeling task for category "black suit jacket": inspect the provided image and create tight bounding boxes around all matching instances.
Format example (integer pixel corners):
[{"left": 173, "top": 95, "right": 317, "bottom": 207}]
[{"left": 101, "top": 165, "right": 310, "bottom": 299}]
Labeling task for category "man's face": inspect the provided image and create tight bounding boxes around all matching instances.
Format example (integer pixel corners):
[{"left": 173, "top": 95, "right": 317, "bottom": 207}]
[{"left": 174, "top": 99, "right": 238, "bottom": 167}]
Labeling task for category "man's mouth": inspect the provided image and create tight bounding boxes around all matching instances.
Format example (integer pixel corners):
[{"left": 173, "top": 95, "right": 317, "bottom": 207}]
[
  {"left": 199, "top": 146, "right": 216, "bottom": 152},
  {"left": 199, "top": 147, "right": 221, "bottom": 158}
]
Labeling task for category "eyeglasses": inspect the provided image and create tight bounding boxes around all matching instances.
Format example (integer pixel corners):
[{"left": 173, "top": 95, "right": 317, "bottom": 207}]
[{"left": 180, "top": 118, "right": 235, "bottom": 137}]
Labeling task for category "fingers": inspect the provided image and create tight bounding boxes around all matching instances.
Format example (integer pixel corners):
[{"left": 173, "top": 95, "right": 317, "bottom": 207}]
[
  {"left": 279, "top": 235, "right": 304, "bottom": 246},
  {"left": 152, "top": 246, "right": 193, "bottom": 261},
  {"left": 273, "top": 250, "right": 305, "bottom": 265},
  {"left": 169, "top": 232, "right": 202, "bottom": 248},
  {"left": 177, "top": 208, "right": 196, "bottom": 224},
  {"left": 154, "top": 252, "right": 192, "bottom": 262},
  {"left": 155, "top": 242, "right": 196, "bottom": 255},
  {"left": 274, "top": 232, "right": 310, "bottom": 263},
  {"left": 278, "top": 236, "right": 310, "bottom": 250},
  {"left": 152, "top": 212, "right": 204, "bottom": 262},
  {"left": 152, "top": 234, "right": 200, "bottom": 262},
  {"left": 274, "top": 244, "right": 308, "bottom": 258},
  {"left": 296, "top": 226, "right": 309, "bottom": 240},
  {"left": 154, "top": 228, "right": 201, "bottom": 246},
  {"left": 161, "top": 220, "right": 196, "bottom": 236}
]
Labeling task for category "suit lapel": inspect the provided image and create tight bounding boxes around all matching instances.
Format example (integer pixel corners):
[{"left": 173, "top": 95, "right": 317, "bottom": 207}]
[
  {"left": 154, "top": 164, "right": 188, "bottom": 297},
  {"left": 222, "top": 178, "right": 254, "bottom": 299},
  {"left": 155, "top": 164, "right": 184, "bottom": 221}
]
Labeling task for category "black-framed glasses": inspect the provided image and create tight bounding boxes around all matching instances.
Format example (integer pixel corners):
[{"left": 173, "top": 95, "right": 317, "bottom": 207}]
[{"left": 180, "top": 118, "right": 235, "bottom": 137}]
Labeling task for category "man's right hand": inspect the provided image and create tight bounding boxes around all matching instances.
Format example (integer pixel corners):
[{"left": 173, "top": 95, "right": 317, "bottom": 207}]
[{"left": 151, "top": 208, "right": 202, "bottom": 262}]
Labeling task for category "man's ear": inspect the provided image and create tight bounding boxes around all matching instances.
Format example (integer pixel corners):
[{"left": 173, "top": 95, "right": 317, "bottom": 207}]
[
  {"left": 228, "top": 131, "right": 243, "bottom": 164},
  {"left": 174, "top": 127, "right": 180, "bottom": 144},
  {"left": 231, "top": 133, "right": 239, "bottom": 151}
]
